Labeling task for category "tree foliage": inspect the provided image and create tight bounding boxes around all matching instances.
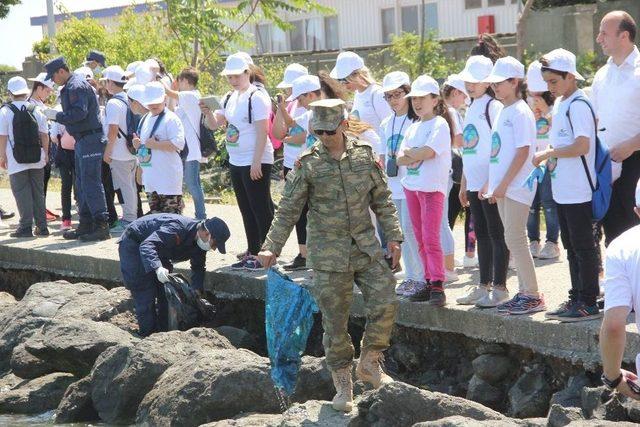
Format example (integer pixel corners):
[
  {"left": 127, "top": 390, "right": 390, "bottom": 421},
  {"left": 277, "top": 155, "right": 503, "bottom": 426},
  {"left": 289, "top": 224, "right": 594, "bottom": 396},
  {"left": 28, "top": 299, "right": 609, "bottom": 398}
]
[{"left": 0, "top": 0, "right": 20, "bottom": 20}]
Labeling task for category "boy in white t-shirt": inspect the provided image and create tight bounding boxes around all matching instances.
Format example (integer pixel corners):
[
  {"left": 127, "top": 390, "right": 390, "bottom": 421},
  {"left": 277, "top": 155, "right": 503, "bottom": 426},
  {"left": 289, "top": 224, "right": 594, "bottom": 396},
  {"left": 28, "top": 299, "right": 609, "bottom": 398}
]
[
  {"left": 164, "top": 67, "right": 206, "bottom": 220},
  {"left": 133, "top": 82, "right": 186, "bottom": 214},
  {"left": 0, "top": 77, "right": 50, "bottom": 237},
  {"left": 533, "top": 49, "right": 600, "bottom": 322}
]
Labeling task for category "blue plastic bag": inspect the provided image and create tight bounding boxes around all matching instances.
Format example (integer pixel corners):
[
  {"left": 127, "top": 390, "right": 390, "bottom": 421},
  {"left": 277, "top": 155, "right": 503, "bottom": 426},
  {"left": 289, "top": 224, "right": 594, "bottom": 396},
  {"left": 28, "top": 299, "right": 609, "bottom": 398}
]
[{"left": 265, "top": 268, "right": 318, "bottom": 396}]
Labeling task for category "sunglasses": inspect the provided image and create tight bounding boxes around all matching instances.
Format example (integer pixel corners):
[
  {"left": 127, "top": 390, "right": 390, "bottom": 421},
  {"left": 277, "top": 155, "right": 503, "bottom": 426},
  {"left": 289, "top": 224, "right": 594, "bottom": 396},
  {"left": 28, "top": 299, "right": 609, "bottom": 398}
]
[{"left": 314, "top": 129, "right": 338, "bottom": 136}]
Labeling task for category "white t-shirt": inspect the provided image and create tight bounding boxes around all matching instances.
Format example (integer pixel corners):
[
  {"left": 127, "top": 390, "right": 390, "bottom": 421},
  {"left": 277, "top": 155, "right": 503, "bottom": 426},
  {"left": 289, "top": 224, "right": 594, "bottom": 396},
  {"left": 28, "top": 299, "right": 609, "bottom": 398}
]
[
  {"left": 138, "top": 109, "right": 185, "bottom": 195},
  {"left": 0, "top": 101, "right": 48, "bottom": 175},
  {"left": 603, "top": 224, "right": 640, "bottom": 372},
  {"left": 176, "top": 90, "right": 203, "bottom": 163},
  {"left": 448, "top": 107, "right": 463, "bottom": 136},
  {"left": 105, "top": 93, "right": 136, "bottom": 162},
  {"left": 380, "top": 113, "right": 413, "bottom": 200},
  {"left": 549, "top": 90, "right": 596, "bottom": 205},
  {"left": 219, "top": 85, "right": 273, "bottom": 167},
  {"left": 400, "top": 116, "right": 451, "bottom": 195},
  {"left": 488, "top": 99, "right": 536, "bottom": 206},
  {"left": 294, "top": 110, "right": 319, "bottom": 150},
  {"left": 351, "top": 84, "right": 393, "bottom": 139},
  {"left": 462, "top": 95, "right": 503, "bottom": 192},
  {"left": 357, "top": 129, "right": 382, "bottom": 154},
  {"left": 283, "top": 103, "right": 307, "bottom": 169}
]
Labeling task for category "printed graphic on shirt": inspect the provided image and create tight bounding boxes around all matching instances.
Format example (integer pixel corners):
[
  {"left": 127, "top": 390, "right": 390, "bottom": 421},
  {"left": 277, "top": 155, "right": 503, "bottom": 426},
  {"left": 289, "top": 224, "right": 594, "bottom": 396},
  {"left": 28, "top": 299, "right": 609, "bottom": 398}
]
[
  {"left": 386, "top": 134, "right": 404, "bottom": 158},
  {"left": 406, "top": 162, "right": 421, "bottom": 176},
  {"left": 226, "top": 123, "right": 240, "bottom": 147},
  {"left": 490, "top": 132, "right": 501, "bottom": 164},
  {"left": 138, "top": 145, "right": 152, "bottom": 167},
  {"left": 286, "top": 124, "right": 305, "bottom": 146},
  {"left": 305, "top": 133, "right": 318, "bottom": 148},
  {"left": 462, "top": 124, "right": 480, "bottom": 154},
  {"left": 536, "top": 117, "right": 550, "bottom": 139},
  {"left": 547, "top": 156, "right": 557, "bottom": 178}
]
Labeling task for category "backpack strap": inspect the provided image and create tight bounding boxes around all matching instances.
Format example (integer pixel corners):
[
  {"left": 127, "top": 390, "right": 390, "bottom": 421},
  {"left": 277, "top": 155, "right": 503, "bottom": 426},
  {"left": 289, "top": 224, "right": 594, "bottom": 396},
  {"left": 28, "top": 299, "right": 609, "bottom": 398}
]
[
  {"left": 137, "top": 113, "right": 148, "bottom": 135},
  {"left": 484, "top": 98, "right": 494, "bottom": 129},
  {"left": 109, "top": 96, "right": 130, "bottom": 140},
  {"left": 566, "top": 96, "right": 597, "bottom": 193},
  {"left": 247, "top": 89, "right": 257, "bottom": 124},
  {"left": 148, "top": 110, "right": 166, "bottom": 139}
]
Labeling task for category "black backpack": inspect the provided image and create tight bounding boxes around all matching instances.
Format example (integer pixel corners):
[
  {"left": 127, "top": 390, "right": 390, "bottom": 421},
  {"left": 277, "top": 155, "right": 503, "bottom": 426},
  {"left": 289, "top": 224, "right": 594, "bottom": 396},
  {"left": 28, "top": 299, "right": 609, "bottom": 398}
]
[
  {"left": 5, "top": 103, "right": 41, "bottom": 164},
  {"left": 111, "top": 96, "right": 140, "bottom": 155}
]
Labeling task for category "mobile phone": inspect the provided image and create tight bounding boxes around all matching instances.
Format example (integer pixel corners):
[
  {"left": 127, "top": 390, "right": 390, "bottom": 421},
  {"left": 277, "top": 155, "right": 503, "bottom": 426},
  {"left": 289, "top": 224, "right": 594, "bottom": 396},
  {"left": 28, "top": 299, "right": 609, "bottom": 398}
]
[{"left": 276, "top": 94, "right": 283, "bottom": 104}]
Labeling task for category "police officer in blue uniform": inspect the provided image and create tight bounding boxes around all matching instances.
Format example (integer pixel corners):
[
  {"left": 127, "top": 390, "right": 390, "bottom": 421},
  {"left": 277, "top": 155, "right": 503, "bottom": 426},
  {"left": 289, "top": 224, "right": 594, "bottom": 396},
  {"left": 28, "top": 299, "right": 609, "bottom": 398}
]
[
  {"left": 118, "top": 214, "right": 230, "bottom": 337},
  {"left": 44, "top": 57, "right": 110, "bottom": 241},
  {"left": 84, "top": 50, "right": 106, "bottom": 73}
]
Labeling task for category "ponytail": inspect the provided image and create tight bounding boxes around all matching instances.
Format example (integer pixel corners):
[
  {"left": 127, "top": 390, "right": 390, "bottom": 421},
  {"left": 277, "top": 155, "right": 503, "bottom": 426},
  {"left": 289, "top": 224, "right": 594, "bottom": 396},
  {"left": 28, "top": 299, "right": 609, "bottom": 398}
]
[
  {"left": 248, "top": 64, "right": 266, "bottom": 86},
  {"left": 319, "top": 70, "right": 348, "bottom": 101},
  {"left": 433, "top": 95, "right": 455, "bottom": 143},
  {"left": 513, "top": 78, "right": 528, "bottom": 101},
  {"left": 470, "top": 34, "right": 506, "bottom": 64}
]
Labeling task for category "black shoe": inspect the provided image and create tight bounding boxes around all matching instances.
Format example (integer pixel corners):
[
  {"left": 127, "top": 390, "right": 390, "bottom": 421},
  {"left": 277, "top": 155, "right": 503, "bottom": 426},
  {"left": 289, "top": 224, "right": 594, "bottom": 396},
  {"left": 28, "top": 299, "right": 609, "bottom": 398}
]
[
  {"left": 10, "top": 227, "right": 32, "bottom": 238},
  {"left": 34, "top": 226, "right": 50, "bottom": 237},
  {"left": 0, "top": 208, "right": 15, "bottom": 220},
  {"left": 427, "top": 282, "right": 446, "bottom": 307},
  {"left": 409, "top": 283, "right": 431, "bottom": 302},
  {"left": 557, "top": 302, "right": 602, "bottom": 322},
  {"left": 79, "top": 221, "right": 111, "bottom": 241},
  {"left": 63, "top": 222, "right": 94, "bottom": 240},
  {"left": 545, "top": 299, "right": 576, "bottom": 320},
  {"left": 283, "top": 254, "right": 307, "bottom": 271}
]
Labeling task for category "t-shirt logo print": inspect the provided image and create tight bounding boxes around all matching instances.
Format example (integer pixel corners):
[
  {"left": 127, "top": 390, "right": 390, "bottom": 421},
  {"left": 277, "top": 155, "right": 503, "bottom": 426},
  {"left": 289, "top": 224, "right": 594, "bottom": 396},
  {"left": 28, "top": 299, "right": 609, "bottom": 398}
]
[
  {"left": 305, "top": 133, "right": 317, "bottom": 148},
  {"left": 387, "top": 134, "right": 404, "bottom": 156},
  {"left": 490, "top": 132, "right": 501, "bottom": 164},
  {"left": 462, "top": 124, "right": 479, "bottom": 155},
  {"left": 226, "top": 124, "right": 240, "bottom": 147},
  {"left": 536, "top": 117, "right": 550, "bottom": 140},
  {"left": 137, "top": 145, "right": 152, "bottom": 167},
  {"left": 288, "top": 124, "right": 305, "bottom": 146}
]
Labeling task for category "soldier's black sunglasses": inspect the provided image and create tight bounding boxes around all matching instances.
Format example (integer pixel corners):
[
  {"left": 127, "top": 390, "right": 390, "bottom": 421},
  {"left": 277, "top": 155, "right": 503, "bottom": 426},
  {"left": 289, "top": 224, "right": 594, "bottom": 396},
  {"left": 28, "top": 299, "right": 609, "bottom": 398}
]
[{"left": 314, "top": 129, "right": 338, "bottom": 136}]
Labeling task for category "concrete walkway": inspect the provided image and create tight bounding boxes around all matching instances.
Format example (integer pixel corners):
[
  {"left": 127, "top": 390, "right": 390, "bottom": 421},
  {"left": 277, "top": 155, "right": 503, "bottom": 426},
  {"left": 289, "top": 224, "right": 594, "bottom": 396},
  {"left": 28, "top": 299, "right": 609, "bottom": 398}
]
[{"left": 0, "top": 188, "right": 636, "bottom": 369}]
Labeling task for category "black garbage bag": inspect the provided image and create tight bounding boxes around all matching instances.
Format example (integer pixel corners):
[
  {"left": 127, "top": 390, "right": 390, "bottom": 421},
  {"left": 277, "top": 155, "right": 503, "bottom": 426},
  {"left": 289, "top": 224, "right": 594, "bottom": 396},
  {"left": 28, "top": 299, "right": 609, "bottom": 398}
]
[{"left": 163, "top": 273, "right": 216, "bottom": 331}]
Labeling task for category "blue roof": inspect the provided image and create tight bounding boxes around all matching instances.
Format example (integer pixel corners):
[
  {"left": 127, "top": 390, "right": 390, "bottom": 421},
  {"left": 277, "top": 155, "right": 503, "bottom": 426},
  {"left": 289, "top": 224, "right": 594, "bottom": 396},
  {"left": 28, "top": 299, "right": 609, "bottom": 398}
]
[{"left": 31, "top": 2, "right": 169, "bottom": 26}]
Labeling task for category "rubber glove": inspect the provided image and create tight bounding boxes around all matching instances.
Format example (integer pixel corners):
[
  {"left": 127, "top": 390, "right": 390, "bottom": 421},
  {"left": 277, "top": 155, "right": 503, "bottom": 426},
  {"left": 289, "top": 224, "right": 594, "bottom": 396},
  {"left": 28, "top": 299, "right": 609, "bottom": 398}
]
[{"left": 155, "top": 267, "right": 170, "bottom": 284}]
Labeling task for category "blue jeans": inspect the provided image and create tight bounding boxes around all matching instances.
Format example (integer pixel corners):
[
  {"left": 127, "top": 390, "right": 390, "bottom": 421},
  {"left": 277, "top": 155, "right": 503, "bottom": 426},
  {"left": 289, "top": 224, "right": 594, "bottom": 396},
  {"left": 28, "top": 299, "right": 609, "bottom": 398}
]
[
  {"left": 74, "top": 133, "right": 108, "bottom": 223},
  {"left": 184, "top": 160, "right": 206, "bottom": 220},
  {"left": 527, "top": 169, "right": 559, "bottom": 243}
]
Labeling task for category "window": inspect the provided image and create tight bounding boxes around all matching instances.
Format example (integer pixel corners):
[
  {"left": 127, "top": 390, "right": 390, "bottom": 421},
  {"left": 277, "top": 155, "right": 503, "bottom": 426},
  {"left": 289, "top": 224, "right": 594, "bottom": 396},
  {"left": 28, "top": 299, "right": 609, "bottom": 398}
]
[
  {"left": 306, "top": 17, "right": 324, "bottom": 51},
  {"left": 465, "top": 0, "right": 482, "bottom": 9},
  {"left": 423, "top": 3, "right": 438, "bottom": 35},
  {"left": 381, "top": 8, "right": 396, "bottom": 43},
  {"left": 324, "top": 16, "right": 339, "bottom": 50},
  {"left": 272, "top": 26, "right": 287, "bottom": 52},
  {"left": 488, "top": 0, "right": 504, "bottom": 5},
  {"left": 401, "top": 5, "right": 419, "bottom": 34},
  {"left": 290, "top": 20, "right": 305, "bottom": 51},
  {"left": 256, "top": 24, "right": 271, "bottom": 54}
]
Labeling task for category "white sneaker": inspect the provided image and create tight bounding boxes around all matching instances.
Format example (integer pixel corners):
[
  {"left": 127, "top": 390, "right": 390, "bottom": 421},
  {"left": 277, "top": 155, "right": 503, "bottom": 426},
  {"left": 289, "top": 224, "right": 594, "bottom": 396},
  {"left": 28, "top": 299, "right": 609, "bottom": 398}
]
[
  {"left": 463, "top": 255, "right": 479, "bottom": 268},
  {"left": 455, "top": 258, "right": 463, "bottom": 268},
  {"left": 529, "top": 241, "right": 541, "bottom": 258},
  {"left": 475, "top": 288, "right": 510, "bottom": 308},
  {"left": 456, "top": 285, "right": 490, "bottom": 305},
  {"left": 445, "top": 269, "right": 459, "bottom": 283},
  {"left": 538, "top": 242, "right": 560, "bottom": 260}
]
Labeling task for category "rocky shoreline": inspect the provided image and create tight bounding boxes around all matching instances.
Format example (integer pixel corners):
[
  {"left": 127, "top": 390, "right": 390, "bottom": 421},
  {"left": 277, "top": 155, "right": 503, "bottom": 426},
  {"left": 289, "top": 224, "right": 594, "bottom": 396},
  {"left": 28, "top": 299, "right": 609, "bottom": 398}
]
[{"left": 1, "top": 280, "right": 639, "bottom": 426}]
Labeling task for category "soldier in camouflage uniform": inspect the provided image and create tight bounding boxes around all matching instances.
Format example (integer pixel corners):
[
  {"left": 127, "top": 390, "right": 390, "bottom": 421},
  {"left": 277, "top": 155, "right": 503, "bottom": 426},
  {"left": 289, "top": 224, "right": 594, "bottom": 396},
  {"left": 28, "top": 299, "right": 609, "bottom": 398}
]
[{"left": 258, "top": 99, "right": 403, "bottom": 412}]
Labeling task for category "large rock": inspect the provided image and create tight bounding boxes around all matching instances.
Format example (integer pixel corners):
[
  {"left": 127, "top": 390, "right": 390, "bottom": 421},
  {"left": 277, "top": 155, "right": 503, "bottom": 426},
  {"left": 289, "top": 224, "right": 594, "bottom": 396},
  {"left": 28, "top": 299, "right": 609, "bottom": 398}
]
[
  {"left": 467, "top": 375, "right": 505, "bottom": 409},
  {"left": 507, "top": 368, "right": 552, "bottom": 418},
  {"left": 10, "top": 343, "right": 58, "bottom": 379},
  {"left": 90, "top": 327, "right": 234, "bottom": 424},
  {"left": 0, "top": 281, "right": 133, "bottom": 373},
  {"left": 0, "top": 292, "right": 16, "bottom": 309},
  {"left": 414, "top": 415, "right": 522, "bottom": 426},
  {"left": 215, "top": 326, "right": 259, "bottom": 352},
  {"left": 550, "top": 373, "right": 591, "bottom": 408},
  {"left": 547, "top": 404, "right": 584, "bottom": 427},
  {"left": 136, "top": 349, "right": 281, "bottom": 426},
  {"left": 354, "top": 382, "right": 506, "bottom": 427},
  {"left": 0, "top": 372, "right": 23, "bottom": 392},
  {"left": 0, "top": 372, "right": 75, "bottom": 414},
  {"left": 292, "top": 356, "right": 335, "bottom": 403},
  {"left": 24, "top": 318, "right": 137, "bottom": 377},
  {"left": 580, "top": 386, "right": 612, "bottom": 419},
  {"left": 55, "top": 376, "right": 99, "bottom": 424},
  {"left": 472, "top": 354, "right": 513, "bottom": 384}
]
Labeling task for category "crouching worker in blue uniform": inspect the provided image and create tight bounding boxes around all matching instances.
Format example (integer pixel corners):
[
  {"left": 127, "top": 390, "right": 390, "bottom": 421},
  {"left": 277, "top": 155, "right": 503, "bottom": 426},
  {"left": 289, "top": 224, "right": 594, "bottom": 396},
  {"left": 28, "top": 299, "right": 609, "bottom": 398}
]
[{"left": 118, "top": 213, "right": 230, "bottom": 337}]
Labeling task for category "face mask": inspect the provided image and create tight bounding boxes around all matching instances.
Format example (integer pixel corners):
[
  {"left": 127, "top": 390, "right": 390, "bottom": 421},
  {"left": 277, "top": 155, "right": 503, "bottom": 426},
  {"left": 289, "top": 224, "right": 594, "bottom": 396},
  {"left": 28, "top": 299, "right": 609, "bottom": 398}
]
[{"left": 197, "top": 236, "right": 211, "bottom": 251}]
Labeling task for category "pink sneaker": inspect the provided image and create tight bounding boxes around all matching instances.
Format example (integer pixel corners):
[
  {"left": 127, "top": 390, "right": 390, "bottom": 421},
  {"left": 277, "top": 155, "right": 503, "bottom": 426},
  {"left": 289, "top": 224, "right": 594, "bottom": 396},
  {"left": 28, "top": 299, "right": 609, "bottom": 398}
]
[{"left": 60, "top": 220, "right": 72, "bottom": 231}]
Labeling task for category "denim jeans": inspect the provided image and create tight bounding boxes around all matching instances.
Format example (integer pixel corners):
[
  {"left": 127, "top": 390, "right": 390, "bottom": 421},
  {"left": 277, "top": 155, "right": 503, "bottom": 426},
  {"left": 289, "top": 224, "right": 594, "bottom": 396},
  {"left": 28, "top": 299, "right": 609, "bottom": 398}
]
[
  {"left": 184, "top": 160, "right": 206, "bottom": 220},
  {"left": 527, "top": 169, "right": 559, "bottom": 243}
]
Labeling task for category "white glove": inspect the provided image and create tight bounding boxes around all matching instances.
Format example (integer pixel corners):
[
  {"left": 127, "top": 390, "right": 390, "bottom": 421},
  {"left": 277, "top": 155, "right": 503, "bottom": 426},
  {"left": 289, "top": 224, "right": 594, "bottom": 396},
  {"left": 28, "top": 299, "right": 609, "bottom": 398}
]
[
  {"left": 155, "top": 267, "right": 170, "bottom": 284},
  {"left": 43, "top": 108, "right": 59, "bottom": 121}
]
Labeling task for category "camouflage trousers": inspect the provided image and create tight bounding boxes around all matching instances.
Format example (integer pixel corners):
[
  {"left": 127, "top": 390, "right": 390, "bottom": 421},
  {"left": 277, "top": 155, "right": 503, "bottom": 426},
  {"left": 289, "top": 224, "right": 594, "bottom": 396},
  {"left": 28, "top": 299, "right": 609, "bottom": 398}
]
[
  {"left": 147, "top": 192, "right": 184, "bottom": 215},
  {"left": 309, "top": 245, "right": 398, "bottom": 371}
]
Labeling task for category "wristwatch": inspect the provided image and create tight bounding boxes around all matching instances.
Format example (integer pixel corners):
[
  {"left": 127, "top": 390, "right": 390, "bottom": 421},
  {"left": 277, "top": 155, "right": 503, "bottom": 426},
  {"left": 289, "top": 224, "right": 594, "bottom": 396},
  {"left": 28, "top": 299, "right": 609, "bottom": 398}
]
[{"left": 601, "top": 372, "right": 623, "bottom": 390}]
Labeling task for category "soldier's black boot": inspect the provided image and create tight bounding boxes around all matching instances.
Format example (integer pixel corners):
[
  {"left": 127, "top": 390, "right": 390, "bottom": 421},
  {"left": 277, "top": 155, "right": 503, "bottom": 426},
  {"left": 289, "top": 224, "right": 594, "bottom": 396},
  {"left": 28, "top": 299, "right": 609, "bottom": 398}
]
[
  {"left": 79, "top": 220, "right": 111, "bottom": 241},
  {"left": 63, "top": 221, "right": 94, "bottom": 240}
]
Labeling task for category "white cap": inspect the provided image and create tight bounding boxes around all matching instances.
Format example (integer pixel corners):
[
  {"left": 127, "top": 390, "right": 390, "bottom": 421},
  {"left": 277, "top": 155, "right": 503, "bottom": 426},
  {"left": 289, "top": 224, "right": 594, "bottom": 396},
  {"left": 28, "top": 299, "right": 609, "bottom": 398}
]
[
  {"left": 526, "top": 61, "right": 548, "bottom": 93},
  {"left": 7, "top": 76, "right": 30, "bottom": 96},
  {"left": 236, "top": 51, "right": 254, "bottom": 65},
  {"left": 125, "top": 61, "right": 143, "bottom": 77},
  {"left": 74, "top": 66, "right": 94, "bottom": 80},
  {"left": 145, "top": 58, "right": 160, "bottom": 70},
  {"left": 443, "top": 73, "right": 469, "bottom": 98},
  {"left": 381, "top": 71, "right": 411, "bottom": 93},
  {"left": 100, "top": 65, "right": 127, "bottom": 83},
  {"left": 459, "top": 55, "right": 494, "bottom": 83},
  {"left": 286, "top": 75, "right": 321, "bottom": 102},
  {"left": 142, "top": 81, "right": 165, "bottom": 106},
  {"left": 220, "top": 53, "right": 249, "bottom": 76},
  {"left": 126, "top": 84, "right": 146, "bottom": 104},
  {"left": 542, "top": 48, "right": 585, "bottom": 80},
  {"left": 405, "top": 75, "right": 440, "bottom": 98},
  {"left": 277, "top": 63, "right": 309, "bottom": 89},
  {"left": 28, "top": 72, "right": 55, "bottom": 89},
  {"left": 124, "top": 63, "right": 154, "bottom": 89},
  {"left": 484, "top": 56, "right": 525, "bottom": 83},
  {"left": 330, "top": 51, "right": 364, "bottom": 79}
]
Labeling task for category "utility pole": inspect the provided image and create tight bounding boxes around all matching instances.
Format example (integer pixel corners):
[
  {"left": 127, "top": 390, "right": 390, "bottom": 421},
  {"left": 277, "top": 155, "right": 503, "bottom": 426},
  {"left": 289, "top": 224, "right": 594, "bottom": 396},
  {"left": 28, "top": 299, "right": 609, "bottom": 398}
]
[{"left": 46, "top": 0, "right": 57, "bottom": 53}]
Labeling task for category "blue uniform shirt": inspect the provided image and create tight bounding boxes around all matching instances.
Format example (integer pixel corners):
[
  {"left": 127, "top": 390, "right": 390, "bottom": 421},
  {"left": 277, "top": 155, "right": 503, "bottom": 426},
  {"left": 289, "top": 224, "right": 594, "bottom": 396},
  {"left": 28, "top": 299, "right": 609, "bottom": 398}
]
[
  {"left": 56, "top": 72, "right": 102, "bottom": 138},
  {"left": 125, "top": 214, "right": 207, "bottom": 290}
]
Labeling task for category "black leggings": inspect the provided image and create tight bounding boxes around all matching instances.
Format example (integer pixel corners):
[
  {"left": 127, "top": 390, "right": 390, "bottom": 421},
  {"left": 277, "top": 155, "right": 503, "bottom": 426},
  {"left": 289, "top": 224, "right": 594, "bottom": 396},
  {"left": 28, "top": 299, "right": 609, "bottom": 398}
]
[
  {"left": 230, "top": 164, "right": 274, "bottom": 255},
  {"left": 283, "top": 166, "right": 308, "bottom": 246},
  {"left": 449, "top": 182, "right": 475, "bottom": 253},
  {"left": 102, "top": 161, "right": 118, "bottom": 224}
]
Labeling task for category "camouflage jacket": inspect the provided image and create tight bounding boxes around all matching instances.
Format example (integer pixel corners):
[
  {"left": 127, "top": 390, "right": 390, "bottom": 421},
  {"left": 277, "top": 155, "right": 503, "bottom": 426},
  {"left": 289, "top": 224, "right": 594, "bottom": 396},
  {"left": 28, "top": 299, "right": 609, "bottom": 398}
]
[{"left": 262, "top": 136, "right": 403, "bottom": 272}]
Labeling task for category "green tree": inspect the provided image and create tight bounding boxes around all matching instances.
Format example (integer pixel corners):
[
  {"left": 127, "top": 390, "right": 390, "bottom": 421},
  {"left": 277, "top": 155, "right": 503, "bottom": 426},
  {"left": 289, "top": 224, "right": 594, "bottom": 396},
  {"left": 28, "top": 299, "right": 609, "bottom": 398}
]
[
  {"left": 52, "top": 15, "right": 108, "bottom": 68},
  {"left": 0, "top": 0, "right": 20, "bottom": 19},
  {"left": 0, "top": 64, "right": 17, "bottom": 72}
]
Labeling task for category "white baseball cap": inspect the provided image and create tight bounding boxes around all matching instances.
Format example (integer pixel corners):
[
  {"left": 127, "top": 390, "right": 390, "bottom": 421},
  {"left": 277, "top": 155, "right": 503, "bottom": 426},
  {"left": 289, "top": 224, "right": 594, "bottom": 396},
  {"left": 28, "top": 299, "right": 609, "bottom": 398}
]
[
  {"left": 443, "top": 73, "right": 469, "bottom": 99},
  {"left": 145, "top": 58, "right": 160, "bottom": 70},
  {"left": 74, "top": 66, "right": 94, "bottom": 80},
  {"left": 220, "top": 53, "right": 249, "bottom": 76},
  {"left": 236, "top": 51, "right": 254, "bottom": 65},
  {"left": 126, "top": 84, "right": 146, "bottom": 104},
  {"left": 381, "top": 71, "right": 411, "bottom": 93},
  {"left": 526, "top": 61, "right": 548, "bottom": 93},
  {"left": 125, "top": 61, "right": 143, "bottom": 77},
  {"left": 542, "top": 48, "right": 585, "bottom": 80},
  {"left": 330, "top": 51, "right": 365, "bottom": 79},
  {"left": 7, "top": 76, "right": 30, "bottom": 96},
  {"left": 484, "top": 56, "right": 525, "bottom": 83},
  {"left": 124, "top": 63, "right": 154, "bottom": 89},
  {"left": 100, "top": 65, "right": 127, "bottom": 83},
  {"left": 28, "top": 72, "right": 55, "bottom": 89},
  {"left": 286, "top": 75, "right": 321, "bottom": 102},
  {"left": 405, "top": 75, "right": 440, "bottom": 98},
  {"left": 277, "top": 63, "right": 309, "bottom": 89},
  {"left": 459, "top": 55, "right": 494, "bottom": 83},
  {"left": 142, "top": 81, "right": 166, "bottom": 106}
]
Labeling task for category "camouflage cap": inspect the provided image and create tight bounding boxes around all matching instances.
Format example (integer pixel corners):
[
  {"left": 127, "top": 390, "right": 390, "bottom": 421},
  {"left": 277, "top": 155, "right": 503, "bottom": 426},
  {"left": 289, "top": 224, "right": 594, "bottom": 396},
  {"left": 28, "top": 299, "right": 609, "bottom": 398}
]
[{"left": 309, "top": 99, "right": 347, "bottom": 131}]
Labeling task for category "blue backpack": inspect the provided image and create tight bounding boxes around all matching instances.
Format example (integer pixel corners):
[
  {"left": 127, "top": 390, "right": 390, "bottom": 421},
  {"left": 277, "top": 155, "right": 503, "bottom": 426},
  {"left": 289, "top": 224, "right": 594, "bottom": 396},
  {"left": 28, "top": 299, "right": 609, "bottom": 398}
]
[{"left": 566, "top": 96, "right": 612, "bottom": 222}]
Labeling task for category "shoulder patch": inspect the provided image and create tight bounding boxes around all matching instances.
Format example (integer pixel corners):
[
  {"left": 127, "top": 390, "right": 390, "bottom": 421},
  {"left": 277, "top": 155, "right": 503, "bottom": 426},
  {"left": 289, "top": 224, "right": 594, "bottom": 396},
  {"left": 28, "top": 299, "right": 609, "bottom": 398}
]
[
  {"left": 351, "top": 137, "right": 373, "bottom": 149},
  {"left": 299, "top": 146, "right": 316, "bottom": 159}
]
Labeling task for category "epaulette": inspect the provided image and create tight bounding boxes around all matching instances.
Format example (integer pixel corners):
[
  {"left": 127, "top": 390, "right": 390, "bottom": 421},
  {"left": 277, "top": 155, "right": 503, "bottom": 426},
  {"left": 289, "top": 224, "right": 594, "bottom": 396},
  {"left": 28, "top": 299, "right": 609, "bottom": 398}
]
[{"left": 351, "top": 137, "right": 373, "bottom": 149}]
